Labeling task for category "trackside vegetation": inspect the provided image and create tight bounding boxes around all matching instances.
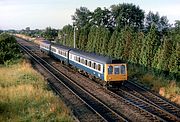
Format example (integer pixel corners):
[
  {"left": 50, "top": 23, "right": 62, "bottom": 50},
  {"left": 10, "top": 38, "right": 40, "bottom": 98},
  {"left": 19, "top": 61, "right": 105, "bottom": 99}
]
[
  {"left": 56, "top": 3, "right": 179, "bottom": 104},
  {"left": 15, "top": 3, "right": 179, "bottom": 104},
  {"left": 0, "top": 34, "right": 73, "bottom": 121},
  {"left": 0, "top": 60, "right": 73, "bottom": 121},
  {"left": 0, "top": 33, "right": 21, "bottom": 65}
]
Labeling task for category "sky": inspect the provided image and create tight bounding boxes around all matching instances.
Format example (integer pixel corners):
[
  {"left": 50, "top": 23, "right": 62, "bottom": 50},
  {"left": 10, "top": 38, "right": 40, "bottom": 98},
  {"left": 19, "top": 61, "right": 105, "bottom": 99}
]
[{"left": 0, "top": 0, "right": 180, "bottom": 30}]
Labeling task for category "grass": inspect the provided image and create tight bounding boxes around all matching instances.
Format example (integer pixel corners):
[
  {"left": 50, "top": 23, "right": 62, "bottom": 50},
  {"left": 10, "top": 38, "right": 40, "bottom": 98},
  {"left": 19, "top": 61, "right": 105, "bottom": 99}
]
[
  {"left": 128, "top": 65, "right": 180, "bottom": 105},
  {"left": 0, "top": 59, "right": 73, "bottom": 122}
]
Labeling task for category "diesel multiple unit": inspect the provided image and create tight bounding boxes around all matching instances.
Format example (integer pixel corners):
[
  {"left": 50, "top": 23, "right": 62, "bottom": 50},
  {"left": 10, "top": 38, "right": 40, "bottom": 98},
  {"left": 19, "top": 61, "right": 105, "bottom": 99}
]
[{"left": 40, "top": 40, "right": 127, "bottom": 86}]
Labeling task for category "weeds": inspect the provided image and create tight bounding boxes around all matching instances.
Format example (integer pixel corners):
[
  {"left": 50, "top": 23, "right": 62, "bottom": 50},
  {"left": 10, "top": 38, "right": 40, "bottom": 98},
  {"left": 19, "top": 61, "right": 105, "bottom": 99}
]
[{"left": 0, "top": 59, "right": 73, "bottom": 122}]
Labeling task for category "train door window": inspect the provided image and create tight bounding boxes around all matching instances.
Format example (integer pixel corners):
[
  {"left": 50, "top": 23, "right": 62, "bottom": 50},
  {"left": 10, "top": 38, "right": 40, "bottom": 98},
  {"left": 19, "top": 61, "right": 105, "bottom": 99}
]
[
  {"left": 95, "top": 64, "right": 98, "bottom": 70},
  {"left": 92, "top": 62, "right": 96, "bottom": 69},
  {"left": 78, "top": 57, "right": 80, "bottom": 62},
  {"left": 114, "top": 66, "right": 120, "bottom": 74},
  {"left": 70, "top": 54, "right": 72, "bottom": 59},
  {"left": 88, "top": 61, "right": 91, "bottom": 67},
  {"left": 121, "top": 65, "right": 126, "bottom": 74},
  {"left": 98, "top": 64, "right": 101, "bottom": 71},
  {"left": 85, "top": 60, "right": 87, "bottom": 65},
  {"left": 108, "top": 66, "right": 113, "bottom": 74}
]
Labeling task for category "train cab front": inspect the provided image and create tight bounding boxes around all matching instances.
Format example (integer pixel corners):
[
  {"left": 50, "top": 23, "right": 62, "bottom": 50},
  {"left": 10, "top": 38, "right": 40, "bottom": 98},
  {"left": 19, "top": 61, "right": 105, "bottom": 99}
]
[{"left": 104, "top": 63, "right": 127, "bottom": 87}]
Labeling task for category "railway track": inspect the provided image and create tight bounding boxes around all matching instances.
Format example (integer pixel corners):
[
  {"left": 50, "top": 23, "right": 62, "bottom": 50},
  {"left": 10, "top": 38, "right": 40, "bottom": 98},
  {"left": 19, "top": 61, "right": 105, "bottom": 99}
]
[
  {"left": 17, "top": 41, "right": 128, "bottom": 122},
  {"left": 16, "top": 38, "right": 180, "bottom": 121},
  {"left": 113, "top": 86, "right": 180, "bottom": 121},
  {"left": 126, "top": 80, "right": 180, "bottom": 118}
]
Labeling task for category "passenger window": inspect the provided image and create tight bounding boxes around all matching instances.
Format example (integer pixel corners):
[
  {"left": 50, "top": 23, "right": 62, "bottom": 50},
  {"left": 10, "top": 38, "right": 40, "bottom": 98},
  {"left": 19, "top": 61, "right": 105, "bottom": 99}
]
[
  {"left": 81, "top": 59, "right": 84, "bottom": 63},
  {"left": 121, "top": 65, "right": 126, "bottom": 74},
  {"left": 114, "top": 66, "right": 120, "bottom": 74},
  {"left": 108, "top": 66, "right": 113, "bottom": 74},
  {"left": 92, "top": 63, "right": 96, "bottom": 69}
]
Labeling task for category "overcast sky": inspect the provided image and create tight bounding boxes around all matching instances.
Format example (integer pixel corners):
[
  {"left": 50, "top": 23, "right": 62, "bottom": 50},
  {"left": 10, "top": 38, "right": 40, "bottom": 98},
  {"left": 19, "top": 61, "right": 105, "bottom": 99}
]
[{"left": 0, "top": 0, "right": 180, "bottom": 30}]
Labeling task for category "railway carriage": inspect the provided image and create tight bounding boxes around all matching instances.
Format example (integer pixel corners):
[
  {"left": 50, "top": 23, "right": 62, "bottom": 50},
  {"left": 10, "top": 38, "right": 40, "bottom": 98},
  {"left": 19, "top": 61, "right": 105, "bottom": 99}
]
[
  {"left": 39, "top": 40, "right": 51, "bottom": 54},
  {"left": 50, "top": 44, "right": 70, "bottom": 64},
  {"left": 69, "top": 49, "right": 127, "bottom": 85},
  {"left": 39, "top": 40, "right": 127, "bottom": 86}
]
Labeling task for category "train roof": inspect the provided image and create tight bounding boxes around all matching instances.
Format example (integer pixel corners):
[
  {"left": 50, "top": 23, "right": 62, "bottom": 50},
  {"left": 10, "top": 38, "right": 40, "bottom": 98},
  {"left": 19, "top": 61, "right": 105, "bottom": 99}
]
[
  {"left": 51, "top": 43, "right": 71, "bottom": 51},
  {"left": 40, "top": 41, "right": 123, "bottom": 64},
  {"left": 70, "top": 48, "right": 122, "bottom": 64},
  {"left": 40, "top": 40, "right": 51, "bottom": 44}
]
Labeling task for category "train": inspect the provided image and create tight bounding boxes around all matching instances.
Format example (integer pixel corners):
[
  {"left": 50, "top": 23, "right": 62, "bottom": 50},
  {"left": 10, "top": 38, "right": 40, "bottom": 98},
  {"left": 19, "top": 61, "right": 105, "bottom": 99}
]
[
  {"left": 39, "top": 40, "right": 128, "bottom": 86},
  {"left": 15, "top": 34, "right": 128, "bottom": 86}
]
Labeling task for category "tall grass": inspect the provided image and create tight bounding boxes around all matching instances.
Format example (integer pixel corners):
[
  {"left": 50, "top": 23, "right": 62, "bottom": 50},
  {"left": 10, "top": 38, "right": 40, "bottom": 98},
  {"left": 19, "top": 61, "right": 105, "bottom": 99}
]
[{"left": 0, "top": 60, "right": 73, "bottom": 121}]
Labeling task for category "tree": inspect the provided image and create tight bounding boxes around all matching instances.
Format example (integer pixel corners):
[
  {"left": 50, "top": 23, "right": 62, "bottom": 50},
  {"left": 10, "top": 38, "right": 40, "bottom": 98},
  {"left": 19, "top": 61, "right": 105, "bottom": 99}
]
[
  {"left": 129, "top": 32, "right": 144, "bottom": 64},
  {"left": 0, "top": 33, "right": 20, "bottom": 64},
  {"left": 58, "top": 25, "right": 73, "bottom": 46},
  {"left": 139, "top": 24, "right": 159, "bottom": 68},
  {"left": 111, "top": 3, "right": 145, "bottom": 30},
  {"left": 174, "top": 20, "right": 180, "bottom": 32},
  {"left": 42, "top": 27, "right": 58, "bottom": 41},
  {"left": 107, "top": 30, "right": 119, "bottom": 57},
  {"left": 91, "top": 7, "right": 114, "bottom": 32},
  {"left": 152, "top": 36, "right": 173, "bottom": 74},
  {"left": 145, "top": 11, "right": 170, "bottom": 35},
  {"left": 0, "top": 30, "right": 3, "bottom": 34},
  {"left": 72, "top": 7, "right": 91, "bottom": 28},
  {"left": 86, "top": 26, "right": 98, "bottom": 52},
  {"left": 78, "top": 24, "right": 90, "bottom": 50},
  {"left": 114, "top": 30, "right": 124, "bottom": 59},
  {"left": 168, "top": 42, "right": 179, "bottom": 78}
]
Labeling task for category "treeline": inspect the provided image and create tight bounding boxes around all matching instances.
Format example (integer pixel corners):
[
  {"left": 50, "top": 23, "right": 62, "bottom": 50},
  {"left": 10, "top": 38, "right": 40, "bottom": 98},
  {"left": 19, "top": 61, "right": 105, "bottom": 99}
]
[
  {"left": 58, "top": 3, "right": 179, "bottom": 80},
  {"left": 0, "top": 33, "right": 21, "bottom": 64}
]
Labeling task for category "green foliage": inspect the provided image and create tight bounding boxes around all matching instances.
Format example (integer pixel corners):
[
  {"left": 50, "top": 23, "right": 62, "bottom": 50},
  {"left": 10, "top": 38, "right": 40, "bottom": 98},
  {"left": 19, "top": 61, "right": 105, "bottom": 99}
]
[
  {"left": 42, "top": 27, "right": 58, "bottom": 41},
  {"left": 86, "top": 26, "right": 97, "bottom": 52},
  {"left": 59, "top": 4, "right": 179, "bottom": 80},
  {"left": 72, "top": 7, "right": 91, "bottom": 28},
  {"left": 0, "top": 60, "right": 73, "bottom": 122},
  {"left": 121, "top": 26, "right": 134, "bottom": 61},
  {"left": 58, "top": 25, "right": 73, "bottom": 46},
  {"left": 107, "top": 30, "right": 119, "bottom": 57},
  {"left": 168, "top": 38, "right": 179, "bottom": 79},
  {"left": 139, "top": 24, "right": 159, "bottom": 68},
  {"left": 129, "top": 32, "right": 144, "bottom": 64},
  {"left": 0, "top": 30, "right": 3, "bottom": 34},
  {"left": 0, "top": 33, "right": 21, "bottom": 64},
  {"left": 111, "top": 3, "right": 145, "bottom": 30},
  {"left": 77, "top": 24, "right": 90, "bottom": 50},
  {"left": 145, "top": 11, "right": 170, "bottom": 35}
]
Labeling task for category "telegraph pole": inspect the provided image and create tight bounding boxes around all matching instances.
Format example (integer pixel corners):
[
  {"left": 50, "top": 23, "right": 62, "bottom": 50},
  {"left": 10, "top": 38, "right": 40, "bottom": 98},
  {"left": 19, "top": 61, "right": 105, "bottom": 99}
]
[{"left": 73, "top": 26, "right": 76, "bottom": 48}]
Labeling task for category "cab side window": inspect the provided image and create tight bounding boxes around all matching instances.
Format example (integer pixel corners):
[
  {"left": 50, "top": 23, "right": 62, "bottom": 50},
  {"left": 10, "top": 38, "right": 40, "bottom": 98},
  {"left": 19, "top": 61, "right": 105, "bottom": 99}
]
[
  {"left": 121, "top": 65, "right": 126, "bottom": 74},
  {"left": 108, "top": 66, "right": 113, "bottom": 74}
]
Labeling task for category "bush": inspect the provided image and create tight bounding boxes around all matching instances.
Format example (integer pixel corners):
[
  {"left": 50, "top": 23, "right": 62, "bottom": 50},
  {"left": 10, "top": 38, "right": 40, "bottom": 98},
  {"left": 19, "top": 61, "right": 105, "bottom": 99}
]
[{"left": 0, "top": 33, "right": 21, "bottom": 64}]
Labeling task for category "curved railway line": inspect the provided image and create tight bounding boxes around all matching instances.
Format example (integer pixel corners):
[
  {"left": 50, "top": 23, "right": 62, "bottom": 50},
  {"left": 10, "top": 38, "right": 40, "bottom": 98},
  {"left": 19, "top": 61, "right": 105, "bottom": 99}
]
[
  {"left": 16, "top": 38, "right": 180, "bottom": 122},
  {"left": 126, "top": 81, "right": 180, "bottom": 118},
  {"left": 17, "top": 40, "right": 128, "bottom": 122},
  {"left": 113, "top": 87, "right": 179, "bottom": 121}
]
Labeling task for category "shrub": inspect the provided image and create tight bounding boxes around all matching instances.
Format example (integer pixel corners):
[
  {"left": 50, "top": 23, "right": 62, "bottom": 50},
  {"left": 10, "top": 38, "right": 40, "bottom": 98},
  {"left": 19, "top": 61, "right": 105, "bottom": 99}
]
[{"left": 0, "top": 33, "right": 21, "bottom": 64}]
